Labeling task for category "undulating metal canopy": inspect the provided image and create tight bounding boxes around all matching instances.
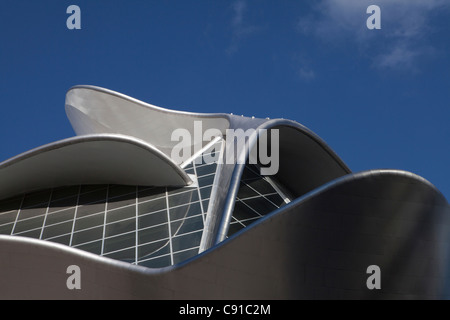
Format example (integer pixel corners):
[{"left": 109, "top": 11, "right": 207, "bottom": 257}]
[
  {"left": 0, "top": 85, "right": 448, "bottom": 299},
  {"left": 0, "top": 134, "right": 192, "bottom": 201}
]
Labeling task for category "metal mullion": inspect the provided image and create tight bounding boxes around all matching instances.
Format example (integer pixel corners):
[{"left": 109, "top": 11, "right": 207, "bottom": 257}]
[
  {"left": 69, "top": 185, "right": 82, "bottom": 247},
  {"left": 136, "top": 193, "right": 167, "bottom": 205},
  {"left": 14, "top": 226, "right": 44, "bottom": 236},
  {"left": 170, "top": 212, "right": 203, "bottom": 225},
  {"left": 166, "top": 199, "right": 202, "bottom": 211},
  {"left": 172, "top": 245, "right": 200, "bottom": 256},
  {"left": 235, "top": 192, "right": 278, "bottom": 202},
  {"left": 103, "top": 244, "right": 136, "bottom": 257},
  {"left": 246, "top": 165, "right": 291, "bottom": 204},
  {"left": 72, "top": 237, "right": 102, "bottom": 248},
  {"left": 165, "top": 188, "right": 174, "bottom": 265},
  {"left": 135, "top": 186, "right": 139, "bottom": 265},
  {"left": 100, "top": 185, "right": 109, "bottom": 256},
  {"left": 230, "top": 215, "right": 247, "bottom": 228},
  {"left": 39, "top": 189, "right": 54, "bottom": 240},
  {"left": 11, "top": 195, "right": 25, "bottom": 235},
  {"left": 45, "top": 232, "right": 72, "bottom": 241},
  {"left": 138, "top": 251, "right": 171, "bottom": 264},
  {"left": 241, "top": 180, "right": 281, "bottom": 209},
  {"left": 236, "top": 197, "right": 264, "bottom": 217},
  {"left": 192, "top": 158, "right": 206, "bottom": 223},
  {"left": 137, "top": 208, "right": 167, "bottom": 221}
]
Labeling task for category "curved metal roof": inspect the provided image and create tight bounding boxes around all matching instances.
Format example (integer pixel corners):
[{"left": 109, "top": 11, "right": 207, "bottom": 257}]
[
  {"left": 211, "top": 119, "right": 352, "bottom": 245},
  {"left": 65, "top": 85, "right": 231, "bottom": 159},
  {"left": 0, "top": 169, "right": 448, "bottom": 299},
  {"left": 0, "top": 134, "right": 192, "bottom": 201}
]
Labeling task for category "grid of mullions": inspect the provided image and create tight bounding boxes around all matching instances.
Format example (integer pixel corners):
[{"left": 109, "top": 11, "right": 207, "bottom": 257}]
[
  {"left": 227, "top": 164, "right": 288, "bottom": 237},
  {"left": 0, "top": 142, "right": 221, "bottom": 268}
]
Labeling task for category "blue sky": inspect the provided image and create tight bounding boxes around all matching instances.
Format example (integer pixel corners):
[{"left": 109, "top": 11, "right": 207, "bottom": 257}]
[{"left": 0, "top": 0, "right": 449, "bottom": 200}]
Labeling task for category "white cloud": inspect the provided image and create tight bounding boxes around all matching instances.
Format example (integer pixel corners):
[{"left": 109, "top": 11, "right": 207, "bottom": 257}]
[
  {"left": 375, "top": 45, "right": 418, "bottom": 70},
  {"left": 297, "top": 0, "right": 450, "bottom": 71},
  {"left": 227, "top": 0, "right": 258, "bottom": 55},
  {"left": 298, "top": 67, "right": 316, "bottom": 81}
]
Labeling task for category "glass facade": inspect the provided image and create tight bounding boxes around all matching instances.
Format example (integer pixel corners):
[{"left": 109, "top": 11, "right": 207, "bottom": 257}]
[
  {"left": 227, "top": 164, "right": 290, "bottom": 237},
  {"left": 0, "top": 139, "right": 289, "bottom": 268},
  {"left": 0, "top": 141, "right": 221, "bottom": 268}
]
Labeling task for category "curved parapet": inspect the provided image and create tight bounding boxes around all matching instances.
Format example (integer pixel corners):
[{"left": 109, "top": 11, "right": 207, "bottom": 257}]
[
  {"left": 252, "top": 119, "right": 351, "bottom": 197},
  {"left": 0, "top": 134, "right": 192, "bottom": 201},
  {"left": 212, "top": 118, "right": 352, "bottom": 245},
  {"left": 0, "top": 169, "right": 447, "bottom": 299},
  {"left": 65, "top": 85, "right": 231, "bottom": 159}
]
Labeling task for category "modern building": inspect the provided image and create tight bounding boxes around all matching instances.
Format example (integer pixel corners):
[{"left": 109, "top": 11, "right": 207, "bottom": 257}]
[{"left": 0, "top": 85, "right": 449, "bottom": 299}]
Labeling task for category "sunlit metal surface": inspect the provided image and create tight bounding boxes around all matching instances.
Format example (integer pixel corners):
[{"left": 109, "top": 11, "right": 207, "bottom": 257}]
[
  {"left": 0, "top": 86, "right": 448, "bottom": 299},
  {"left": 0, "top": 170, "right": 448, "bottom": 299},
  {"left": 0, "top": 134, "right": 191, "bottom": 201}
]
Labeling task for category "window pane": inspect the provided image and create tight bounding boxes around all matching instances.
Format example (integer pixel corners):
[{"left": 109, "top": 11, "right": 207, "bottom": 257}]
[
  {"left": 138, "top": 187, "right": 165, "bottom": 201},
  {"left": 138, "top": 210, "right": 167, "bottom": 229},
  {"left": 138, "top": 197, "right": 166, "bottom": 215},
  {"left": 138, "top": 239, "right": 170, "bottom": 260},
  {"left": 199, "top": 185, "right": 213, "bottom": 200},
  {"left": 195, "top": 163, "right": 217, "bottom": 177},
  {"left": 0, "top": 223, "right": 14, "bottom": 235},
  {"left": 138, "top": 224, "right": 169, "bottom": 245},
  {"left": 42, "top": 221, "right": 73, "bottom": 239},
  {"left": 105, "top": 219, "right": 135, "bottom": 238},
  {"left": 264, "top": 194, "right": 285, "bottom": 207},
  {"left": 241, "top": 197, "right": 277, "bottom": 216},
  {"left": 235, "top": 184, "right": 258, "bottom": 199},
  {"left": 47, "top": 234, "right": 71, "bottom": 246},
  {"left": 18, "top": 207, "right": 46, "bottom": 220},
  {"left": 0, "top": 197, "right": 22, "bottom": 213},
  {"left": 48, "top": 196, "right": 78, "bottom": 212},
  {"left": 168, "top": 190, "right": 198, "bottom": 208},
  {"left": 171, "top": 231, "right": 202, "bottom": 253},
  {"left": 104, "top": 232, "right": 135, "bottom": 254},
  {"left": 45, "top": 208, "right": 75, "bottom": 226},
  {"left": 108, "top": 185, "right": 136, "bottom": 198},
  {"left": 173, "top": 248, "right": 200, "bottom": 265},
  {"left": 75, "top": 240, "right": 102, "bottom": 255},
  {"left": 228, "top": 221, "right": 245, "bottom": 236},
  {"left": 169, "top": 201, "right": 201, "bottom": 222},
  {"left": 104, "top": 247, "right": 135, "bottom": 263},
  {"left": 197, "top": 174, "right": 215, "bottom": 187},
  {"left": 0, "top": 210, "right": 18, "bottom": 226},
  {"left": 138, "top": 255, "right": 171, "bottom": 269},
  {"left": 77, "top": 201, "right": 106, "bottom": 218},
  {"left": 51, "top": 186, "right": 79, "bottom": 201},
  {"left": 72, "top": 226, "right": 103, "bottom": 246},
  {"left": 15, "top": 229, "right": 41, "bottom": 239},
  {"left": 78, "top": 187, "right": 107, "bottom": 205},
  {"left": 14, "top": 216, "right": 44, "bottom": 234},
  {"left": 74, "top": 212, "right": 104, "bottom": 231},
  {"left": 22, "top": 190, "right": 51, "bottom": 208},
  {"left": 244, "top": 178, "right": 276, "bottom": 195},
  {"left": 107, "top": 205, "right": 135, "bottom": 224},
  {"left": 171, "top": 214, "right": 203, "bottom": 237},
  {"left": 232, "top": 201, "right": 261, "bottom": 222}
]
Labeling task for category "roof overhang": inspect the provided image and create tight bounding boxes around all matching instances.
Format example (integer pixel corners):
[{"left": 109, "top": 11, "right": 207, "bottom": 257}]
[
  {"left": 0, "top": 134, "right": 192, "bottom": 201},
  {"left": 65, "top": 85, "right": 231, "bottom": 159}
]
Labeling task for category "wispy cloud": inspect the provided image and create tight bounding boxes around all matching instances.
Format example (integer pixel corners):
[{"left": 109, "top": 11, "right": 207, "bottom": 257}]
[
  {"left": 296, "top": 0, "right": 449, "bottom": 71},
  {"left": 293, "top": 54, "right": 317, "bottom": 82},
  {"left": 227, "top": 0, "right": 258, "bottom": 55}
]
